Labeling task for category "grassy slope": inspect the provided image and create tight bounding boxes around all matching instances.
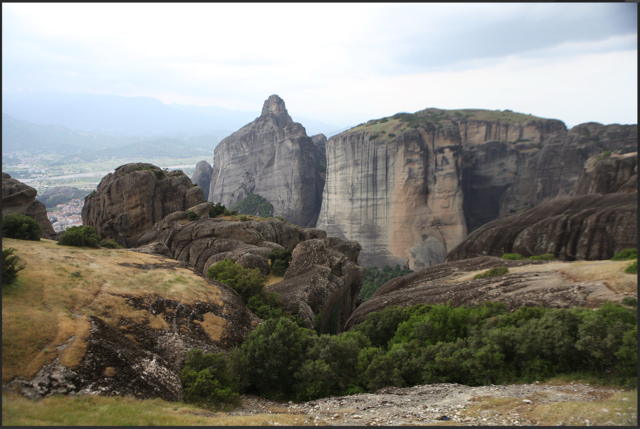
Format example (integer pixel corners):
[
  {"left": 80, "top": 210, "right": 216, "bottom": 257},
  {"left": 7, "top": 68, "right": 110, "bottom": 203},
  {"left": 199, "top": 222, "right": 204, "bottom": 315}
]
[{"left": 1, "top": 238, "right": 224, "bottom": 383}]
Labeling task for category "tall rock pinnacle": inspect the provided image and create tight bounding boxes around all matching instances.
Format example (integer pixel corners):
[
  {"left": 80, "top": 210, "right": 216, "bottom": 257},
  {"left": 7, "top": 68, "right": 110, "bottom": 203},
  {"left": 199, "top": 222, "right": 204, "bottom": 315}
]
[{"left": 260, "top": 94, "right": 293, "bottom": 127}]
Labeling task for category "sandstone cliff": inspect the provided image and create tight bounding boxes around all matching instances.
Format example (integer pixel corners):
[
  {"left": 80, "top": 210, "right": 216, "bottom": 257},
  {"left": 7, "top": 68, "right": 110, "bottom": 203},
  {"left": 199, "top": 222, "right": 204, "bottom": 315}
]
[
  {"left": 448, "top": 154, "right": 637, "bottom": 262},
  {"left": 317, "top": 108, "right": 637, "bottom": 269},
  {"left": 191, "top": 160, "right": 214, "bottom": 197},
  {"left": 208, "top": 95, "right": 324, "bottom": 227},
  {"left": 2, "top": 173, "right": 56, "bottom": 239},
  {"left": 82, "top": 163, "right": 206, "bottom": 247}
]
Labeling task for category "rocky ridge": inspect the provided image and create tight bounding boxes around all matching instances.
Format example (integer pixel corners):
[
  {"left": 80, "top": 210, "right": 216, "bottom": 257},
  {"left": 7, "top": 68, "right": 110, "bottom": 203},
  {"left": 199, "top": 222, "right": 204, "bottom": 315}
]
[
  {"left": 81, "top": 163, "right": 206, "bottom": 247},
  {"left": 2, "top": 172, "right": 56, "bottom": 239},
  {"left": 208, "top": 95, "right": 324, "bottom": 227},
  {"left": 317, "top": 108, "right": 636, "bottom": 269}
]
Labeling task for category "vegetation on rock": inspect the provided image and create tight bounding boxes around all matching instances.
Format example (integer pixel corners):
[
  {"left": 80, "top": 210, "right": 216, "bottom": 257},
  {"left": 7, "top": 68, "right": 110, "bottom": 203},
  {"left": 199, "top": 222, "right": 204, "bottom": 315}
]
[
  {"left": 502, "top": 253, "right": 557, "bottom": 261},
  {"left": 612, "top": 248, "right": 638, "bottom": 261},
  {"left": 267, "top": 248, "right": 292, "bottom": 277},
  {"left": 359, "top": 265, "right": 413, "bottom": 302},
  {"left": 186, "top": 210, "right": 198, "bottom": 221},
  {"left": 100, "top": 239, "right": 123, "bottom": 249},
  {"left": 209, "top": 202, "right": 226, "bottom": 218},
  {"left": 57, "top": 225, "right": 102, "bottom": 248},
  {"left": 625, "top": 260, "right": 637, "bottom": 274},
  {"left": 2, "top": 213, "right": 42, "bottom": 241},
  {"left": 473, "top": 266, "right": 509, "bottom": 279},
  {"left": 230, "top": 194, "right": 274, "bottom": 218}
]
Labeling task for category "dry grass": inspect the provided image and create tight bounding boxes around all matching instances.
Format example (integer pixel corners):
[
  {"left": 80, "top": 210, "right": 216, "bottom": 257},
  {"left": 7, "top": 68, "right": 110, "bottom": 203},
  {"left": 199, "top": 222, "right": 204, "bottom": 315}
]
[
  {"left": 1, "top": 238, "right": 226, "bottom": 383},
  {"left": 457, "top": 388, "right": 637, "bottom": 426},
  {"left": 193, "top": 313, "right": 229, "bottom": 342},
  {"left": 451, "top": 260, "right": 637, "bottom": 293},
  {"left": 1, "top": 392, "right": 311, "bottom": 426}
]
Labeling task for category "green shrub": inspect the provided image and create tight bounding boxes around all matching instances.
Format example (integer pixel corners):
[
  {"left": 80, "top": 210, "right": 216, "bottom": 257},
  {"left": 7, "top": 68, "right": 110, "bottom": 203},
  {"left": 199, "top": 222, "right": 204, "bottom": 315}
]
[
  {"left": 2, "top": 248, "right": 25, "bottom": 287},
  {"left": 358, "top": 265, "right": 413, "bottom": 302},
  {"left": 388, "top": 133, "right": 396, "bottom": 138},
  {"left": 100, "top": 239, "right": 123, "bottom": 249},
  {"left": 528, "top": 253, "right": 557, "bottom": 261},
  {"left": 179, "top": 349, "right": 240, "bottom": 407},
  {"left": 267, "top": 248, "right": 292, "bottom": 277},
  {"left": 622, "top": 297, "right": 637, "bottom": 308},
  {"left": 57, "top": 225, "right": 102, "bottom": 248},
  {"left": 230, "top": 194, "right": 273, "bottom": 218},
  {"left": 223, "top": 210, "right": 238, "bottom": 216},
  {"left": 473, "top": 266, "right": 509, "bottom": 280},
  {"left": 2, "top": 214, "right": 41, "bottom": 241},
  {"left": 317, "top": 163, "right": 327, "bottom": 174},
  {"left": 595, "top": 150, "right": 612, "bottom": 163},
  {"left": 612, "top": 248, "right": 638, "bottom": 261},
  {"left": 276, "top": 216, "right": 286, "bottom": 222},
  {"left": 625, "top": 260, "right": 637, "bottom": 274},
  {"left": 207, "top": 259, "right": 266, "bottom": 304},
  {"left": 238, "top": 215, "right": 249, "bottom": 222},
  {"left": 209, "top": 203, "right": 226, "bottom": 218},
  {"left": 186, "top": 210, "right": 198, "bottom": 221},
  {"left": 502, "top": 253, "right": 523, "bottom": 260}
]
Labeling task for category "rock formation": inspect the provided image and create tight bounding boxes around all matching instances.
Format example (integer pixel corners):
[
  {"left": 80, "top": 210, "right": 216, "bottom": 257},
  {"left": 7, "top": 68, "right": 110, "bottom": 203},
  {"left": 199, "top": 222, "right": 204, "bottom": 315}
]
[
  {"left": 208, "top": 95, "right": 324, "bottom": 227},
  {"left": 82, "top": 163, "right": 206, "bottom": 247},
  {"left": 311, "top": 133, "right": 327, "bottom": 167},
  {"left": 2, "top": 173, "right": 56, "bottom": 239},
  {"left": 137, "top": 212, "right": 364, "bottom": 332},
  {"left": 267, "top": 237, "right": 366, "bottom": 333},
  {"left": 448, "top": 154, "right": 637, "bottom": 262},
  {"left": 317, "top": 108, "right": 637, "bottom": 269},
  {"left": 191, "top": 160, "right": 214, "bottom": 197},
  {"left": 345, "top": 256, "right": 636, "bottom": 330}
]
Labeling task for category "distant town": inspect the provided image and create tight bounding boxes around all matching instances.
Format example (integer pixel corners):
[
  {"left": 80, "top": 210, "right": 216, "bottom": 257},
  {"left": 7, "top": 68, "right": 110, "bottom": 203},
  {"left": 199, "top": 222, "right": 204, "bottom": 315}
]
[{"left": 46, "top": 199, "right": 84, "bottom": 233}]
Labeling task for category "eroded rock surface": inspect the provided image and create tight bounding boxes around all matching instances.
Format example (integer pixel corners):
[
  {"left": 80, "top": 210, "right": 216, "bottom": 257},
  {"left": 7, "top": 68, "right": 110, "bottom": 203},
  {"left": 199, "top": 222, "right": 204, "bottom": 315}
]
[
  {"left": 2, "top": 173, "right": 56, "bottom": 239},
  {"left": 209, "top": 95, "right": 324, "bottom": 227},
  {"left": 81, "top": 163, "right": 206, "bottom": 247},
  {"left": 345, "top": 256, "right": 636, "bottom": 330},
  {"left": 191, "top": 160, "right": 214, "bottom": 197}
]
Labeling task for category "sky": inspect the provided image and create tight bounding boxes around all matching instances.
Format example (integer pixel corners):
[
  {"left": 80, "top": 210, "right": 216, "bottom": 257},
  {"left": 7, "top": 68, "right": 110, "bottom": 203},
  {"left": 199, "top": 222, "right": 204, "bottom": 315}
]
[{"left": 2, "top": 3, "right": 637, "bottom": 129}]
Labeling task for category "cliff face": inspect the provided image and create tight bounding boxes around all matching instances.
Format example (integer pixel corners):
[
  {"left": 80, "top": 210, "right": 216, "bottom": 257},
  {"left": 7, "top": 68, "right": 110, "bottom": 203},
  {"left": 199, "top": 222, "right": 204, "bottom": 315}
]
[
  {"left": 2, "top": 173, "right": 56, "bottom": 239},
  {"left": 318, "top": 108, "right": 637, "bottom": 268},
  {"left": 208, "top": 95, "right": 324, "bottom": 227},
  {"left": 82, "top": 163, "right": 205, "bottom": 247}
]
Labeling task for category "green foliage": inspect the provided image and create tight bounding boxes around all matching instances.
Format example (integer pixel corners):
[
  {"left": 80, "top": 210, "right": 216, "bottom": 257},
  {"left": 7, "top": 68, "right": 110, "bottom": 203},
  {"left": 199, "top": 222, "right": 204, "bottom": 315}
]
[
  {"left": 358, "top": 265, "right": 413, "bottom": 302},
  {"left": 57, "top": 225, "right": 102, "bottom": 248},
  {"left": 2, "top": 214, "right": 41, "bottom": 241},
  {"left": 625, "top": 260, "right": 637, "bottom": 274},
  {"left": 2, "top": 248, "right": 25, "bottom": 287},
  {"left": 100, "top": 239, "right": 123, "bottom": 249},
  {"left": 502, "top": 253, "right": 523, "bottom": 260},
  {"left": 612, "top": 248, "right": 638, "bottom": 261},
  {"left": 267, "top": 248, "right": 292, "bottom": 277},
  {"left": 388, "top": 133, "right": 396, "bottom": 138},
  {"left": 247, "top": 292, "right": 286, "bottom": 321},
  {"left": 473, "top": 266, "right": 509, "bottom": 280},
  {"left": 230, "top": 194, "right": 273, "bottom": 218},
  {"left": 179, "top": 349, "right": 240, "bottom": 407},
  {"left": 276, "top": 216, "right": 286, "bottom": 222},
  {"left": 209, "top": 203, "right": 226, "bottom": 218},
  {"left": 595, "top": 150, "right": 613, "bottom": 163},
  {"left": 241, "top": 318, "right": 315, "bottom": 398},
  {"left": 186, "top": 210, "right": 198, "bottom": 221},
  {"left": 528, "top": 253, "right": 557, "bottom": 261},
  {"left": 223, "top": 210, "right": 238, "bottom": 216},
  {"left": 207, "top": 259, "right": 266, "bottom": 304},
  {"left": 352, "top": 305, "right": 409, "bottom": 349},
  {"left": 317, "top": 163, "right": 326, "bottom": 174},
  {"left": 622, "top": 297, "right": 637, "bottom": 308}
]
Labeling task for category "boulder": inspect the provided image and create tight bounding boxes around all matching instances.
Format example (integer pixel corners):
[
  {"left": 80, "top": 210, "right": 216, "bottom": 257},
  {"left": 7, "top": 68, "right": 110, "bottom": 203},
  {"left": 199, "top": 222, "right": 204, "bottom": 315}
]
[
  {"left": 2, "top": 173, "right": 56, "bottom": 239},
  {"left": 191, "top": 160, "right": 214, "bottom": 197},
  {"left": 81, "top": 163, "right": 206, "bottom": 247}
]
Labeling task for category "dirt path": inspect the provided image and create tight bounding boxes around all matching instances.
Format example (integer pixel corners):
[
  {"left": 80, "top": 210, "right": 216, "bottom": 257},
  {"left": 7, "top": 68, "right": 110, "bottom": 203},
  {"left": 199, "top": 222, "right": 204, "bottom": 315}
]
[{"left": 224, "top": 382, "right": 636, "bottom": 426}]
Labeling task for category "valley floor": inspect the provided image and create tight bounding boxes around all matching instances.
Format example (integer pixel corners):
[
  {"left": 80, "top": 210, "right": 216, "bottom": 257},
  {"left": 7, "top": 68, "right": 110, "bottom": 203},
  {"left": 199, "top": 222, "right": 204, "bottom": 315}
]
[{"left": 3, "top": 381, "right": 636, "bottom": 426}]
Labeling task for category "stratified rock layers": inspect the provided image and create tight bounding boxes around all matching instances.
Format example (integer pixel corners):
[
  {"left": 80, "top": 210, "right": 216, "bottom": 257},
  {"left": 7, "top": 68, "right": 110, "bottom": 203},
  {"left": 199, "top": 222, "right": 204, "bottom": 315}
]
[
  {"left": 208, "top": 95, "right": 324, "bottom": 227},
  {"left": 317, "top": 128, "right": 466, "bottom": 270},
  {"left": 318, "top": 112, "right": 637, "bottom": 269}
]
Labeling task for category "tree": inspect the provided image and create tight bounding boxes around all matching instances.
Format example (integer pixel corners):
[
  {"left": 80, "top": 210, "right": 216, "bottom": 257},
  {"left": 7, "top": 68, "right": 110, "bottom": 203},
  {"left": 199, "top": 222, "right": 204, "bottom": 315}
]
[
  {"left": 2, "top": 214, "right": 41, "bottom": 241},
  {"left": 57, "top": 225, "right": 102, "bottom": 248},
  {"left": 207, "top": 258, "right": 266, "bottom": 303},
  {"left": 2, "top": 248, "right": 25, "bottom": 287}
]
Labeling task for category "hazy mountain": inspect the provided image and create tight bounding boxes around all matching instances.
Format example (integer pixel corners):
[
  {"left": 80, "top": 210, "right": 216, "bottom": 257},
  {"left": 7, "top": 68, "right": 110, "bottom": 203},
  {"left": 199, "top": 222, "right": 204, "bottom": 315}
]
[{"left": 2, "top": 90, "right": 342, "bottom": 138}]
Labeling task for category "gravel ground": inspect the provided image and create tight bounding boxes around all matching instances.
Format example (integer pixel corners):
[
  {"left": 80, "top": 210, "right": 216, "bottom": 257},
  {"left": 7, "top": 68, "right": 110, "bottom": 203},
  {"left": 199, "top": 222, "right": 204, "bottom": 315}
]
[{"left": 225, "top": 382, "right": 636, "bottom": 426}]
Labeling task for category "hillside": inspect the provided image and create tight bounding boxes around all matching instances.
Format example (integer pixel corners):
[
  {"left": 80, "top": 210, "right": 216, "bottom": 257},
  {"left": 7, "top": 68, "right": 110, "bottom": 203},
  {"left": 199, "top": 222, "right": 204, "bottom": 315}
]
[{"left": 1, "top": 238, "right": 258, "bottom": 399}]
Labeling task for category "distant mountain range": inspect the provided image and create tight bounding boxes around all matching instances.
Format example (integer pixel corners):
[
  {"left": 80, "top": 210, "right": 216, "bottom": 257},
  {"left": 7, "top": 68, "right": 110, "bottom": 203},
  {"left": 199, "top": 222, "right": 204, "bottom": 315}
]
[{"left": 1, "top": 90, "right": 347, "bottom": 138}]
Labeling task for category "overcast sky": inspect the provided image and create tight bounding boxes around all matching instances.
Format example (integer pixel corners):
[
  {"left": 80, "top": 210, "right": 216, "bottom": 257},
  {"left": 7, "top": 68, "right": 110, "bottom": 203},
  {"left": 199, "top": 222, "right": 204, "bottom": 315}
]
[{"left": 2, "top": 3, "right": 637, "bottom": 129}]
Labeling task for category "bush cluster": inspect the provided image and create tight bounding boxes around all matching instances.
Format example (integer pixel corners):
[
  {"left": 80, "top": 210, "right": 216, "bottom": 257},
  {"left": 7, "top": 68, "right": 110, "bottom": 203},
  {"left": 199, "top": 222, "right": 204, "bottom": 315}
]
[
  {"left": 180, "top": 300, "right": 637, "bottom": 405},
  {"left": 209, "top": 203, "right": 226, "bottom": 218},
  {"left": 473, "top": 266, "right": 509, "bottom": 279},
  {"left": 502, "top": 253, "right": 556, "bottom": 261},
  {"left": 625, "top": 260, "right": 637, "bottom": 274},
  {"left": 230, "top": 194, "right": 273, "bottom": 218},
  {"left": 57, "top": 225, "right": 102, "bottom": 248},
  {"left": 2, "top": 247, "right": 25, "bottom": 287},
  {"left": 2, "top": 214, "right": 41, "bottom": 241},
  {"left": 100, "top": 239, "right": 123, "bottom": 249},
  {"left": 267, "top": 248, "right": 292, "bottom": 277},
  {"left": 359, "top": 264, "right": 413, "bottom": 302},
  {"left": 612, "top": 248, "right": 637, "bottom": 261},
  {"left": 186, "top": 210, "right": 198, "bottom": 221}
]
